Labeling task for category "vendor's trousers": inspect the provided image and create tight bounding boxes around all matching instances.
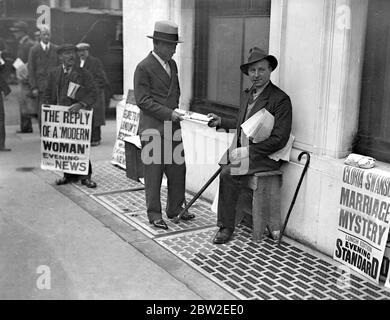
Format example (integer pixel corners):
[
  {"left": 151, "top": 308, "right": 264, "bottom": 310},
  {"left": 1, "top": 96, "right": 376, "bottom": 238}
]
[
  {"left": 17, "top": 83, "right": 32, "bottom": 132},
  {"left": 92, "top": 126, "right": 101, "bottom": 143},
  {"left": 0, "top": 93, "right": 5, "bottom": 148},
  {"left": 141, "top": 136, "right": 186, "bottom": 222}
]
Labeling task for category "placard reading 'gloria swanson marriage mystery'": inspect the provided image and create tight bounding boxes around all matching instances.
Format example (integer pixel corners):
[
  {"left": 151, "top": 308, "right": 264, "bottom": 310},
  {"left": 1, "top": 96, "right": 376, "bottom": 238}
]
[
  {"left": 334, "top": 165, "right": 390, "bottom": 283},
  {"left": 40, "top": 105, "right": 93, "bottom": 175}
]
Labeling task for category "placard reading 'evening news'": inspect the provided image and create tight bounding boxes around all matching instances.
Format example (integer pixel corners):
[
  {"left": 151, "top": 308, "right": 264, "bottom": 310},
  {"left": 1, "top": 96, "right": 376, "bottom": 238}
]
[
  {"left": 334, "top": 165, "right": 390, "bottom": 283},
  {"left": 41, "top": 105, "right": 93, "bottom": 175}
]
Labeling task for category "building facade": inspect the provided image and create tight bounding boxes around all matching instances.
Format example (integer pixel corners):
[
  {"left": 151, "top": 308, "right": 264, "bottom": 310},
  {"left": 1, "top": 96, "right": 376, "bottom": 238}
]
[{"left": 122, "top": 0, "right": 389, "bottom": 258}]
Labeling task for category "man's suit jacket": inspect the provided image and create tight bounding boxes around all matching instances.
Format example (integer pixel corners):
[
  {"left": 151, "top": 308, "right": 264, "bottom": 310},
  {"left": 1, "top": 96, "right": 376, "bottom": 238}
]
[
  {"left": 81, "top": 55, "right": 109, "bottom": 126},
  {"left": 133, "top": 52, "right": 181, "bottom": 137},
  {"left": 82, "top": 55, "right": 108, "bottom": 89},
  {"left": 28, "top": 42, "right": 59, "bottom": 92},
  {"left": 17, "top": 36, "right": 35, "bottom": 63},
  {"left": 44, "top": 65, "right": 97, "bottom": 108},
  {"left": 0, "top": 64, "right": 10, "bottom": 97},
  {"left": 219, "top": 81, "right": 292, "bottom": 175},
  {"left": 16, "top": 36, "right": 35, "bottom": 85}
]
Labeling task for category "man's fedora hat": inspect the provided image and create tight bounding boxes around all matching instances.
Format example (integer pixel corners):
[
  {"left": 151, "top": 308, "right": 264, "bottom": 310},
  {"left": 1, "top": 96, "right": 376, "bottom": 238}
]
[
  {"left": 240, "top": 47, "right": 278, "bottom": 75},
  {"left": 147, "top": 21, "right": 182, "bottom": 43},
  {"left": 57, "top": 44, "right": 77, "bottom": 55},
  {"left": 10, "top": 21, "right": 28, "bottom": 33}
]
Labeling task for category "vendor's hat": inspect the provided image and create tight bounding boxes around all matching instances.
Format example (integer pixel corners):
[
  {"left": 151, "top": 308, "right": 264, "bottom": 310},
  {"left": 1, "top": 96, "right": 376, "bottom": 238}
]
[
  {"left": 57, "top": 43, "right": 77, "bottom": 55},
  {"left": 76, "top": 42, "right": 90, "bottom": 50},
  {"left": 10, "top": 21, "right": 28, "bottom": 33},
  {"left": 147, "top": 21, "right": 182, "bottom": 43},
  {"left": 240, "top": 47, "right": 278, "bottom": 75}
]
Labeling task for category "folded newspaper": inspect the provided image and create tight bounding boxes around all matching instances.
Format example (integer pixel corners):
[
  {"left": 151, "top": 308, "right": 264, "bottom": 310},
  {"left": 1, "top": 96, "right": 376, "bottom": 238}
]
[
  {"left": 344, "top": 153, "right": 375, "bottom": 169},
  {"left": 241, "top": 108, "right": 293, "bottom": 161},
  {"left": 241, "top": 108, "right": 274, "bottom": 143},
  {"left": 175, "top": 109, "right": 212, "bottom": 123}
]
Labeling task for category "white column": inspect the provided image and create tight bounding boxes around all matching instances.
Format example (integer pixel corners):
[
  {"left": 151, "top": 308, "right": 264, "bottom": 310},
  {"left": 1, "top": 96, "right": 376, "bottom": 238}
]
[{"left": 271, "top": 0, "right": 368, "bottom": 158}]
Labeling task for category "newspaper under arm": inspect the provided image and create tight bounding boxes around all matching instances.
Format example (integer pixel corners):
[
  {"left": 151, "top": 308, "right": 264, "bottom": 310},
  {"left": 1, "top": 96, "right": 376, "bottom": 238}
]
[
  {"left": 13, "top": 58, "right": 28, "bottom": 81},
  {"left": 240, "top": 108, "right": 294, "bottom": 162}
]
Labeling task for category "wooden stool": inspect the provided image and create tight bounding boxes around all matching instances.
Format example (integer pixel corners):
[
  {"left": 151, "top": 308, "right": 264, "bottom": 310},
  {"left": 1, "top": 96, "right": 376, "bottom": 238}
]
[{"left": 246, "top": 170, "right": 283, "bottom": 241}]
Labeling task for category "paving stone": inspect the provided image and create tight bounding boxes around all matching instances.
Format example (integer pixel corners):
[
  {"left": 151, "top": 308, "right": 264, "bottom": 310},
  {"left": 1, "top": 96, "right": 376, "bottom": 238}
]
[
  {"left": 255, "top": 290, "right": 273, "bottom": 300},
  {"left": 238, "top": 289, "right": 253, "bottom": 299},
  {"left": 272, "top": 292, "right": 289, "bottom": 300}
]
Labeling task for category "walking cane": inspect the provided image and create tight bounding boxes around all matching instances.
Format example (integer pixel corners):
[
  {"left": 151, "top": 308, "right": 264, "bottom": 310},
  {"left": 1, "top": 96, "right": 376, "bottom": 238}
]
[
  {"left": 278, "top": 151, "right": 311, "bottom": 245},
  {"left": 172, "top": 166, "right": 223, "bottom": 223}
]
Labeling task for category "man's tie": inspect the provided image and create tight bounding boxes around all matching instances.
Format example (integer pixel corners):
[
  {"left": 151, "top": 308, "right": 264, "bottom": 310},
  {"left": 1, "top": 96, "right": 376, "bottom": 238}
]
[{"left": 164, "top": 61, "right": 171, "bottom": 77}]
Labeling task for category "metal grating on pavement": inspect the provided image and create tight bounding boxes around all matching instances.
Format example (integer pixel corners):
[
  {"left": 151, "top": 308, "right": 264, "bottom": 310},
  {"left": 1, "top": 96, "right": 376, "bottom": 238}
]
[
  {"left": 96, "top": 188, "right": 216, "bottom": 237},
  {"left": 69, "top": 161, "right": 144, "bottom": 195},
  {"left": 156, "top": 226, "right": 390, "bottom": 300}
]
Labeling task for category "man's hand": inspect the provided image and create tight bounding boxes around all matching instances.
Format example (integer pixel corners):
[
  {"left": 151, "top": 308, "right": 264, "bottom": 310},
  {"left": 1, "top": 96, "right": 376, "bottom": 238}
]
[
  {"left": 207, "top": 113, "right": 221, "bottom": 127},
  {"left": 69, "top": 102, "right": 83, "bottom": 113},
  {"left": 171, "top": 110, "right": 184, "bottom": 122},
  {"left": 31, "top": 88, "right": 39, "bottom": 97},
  {"left": 229, "top": 147, "right": 249, "bottom": 164}
]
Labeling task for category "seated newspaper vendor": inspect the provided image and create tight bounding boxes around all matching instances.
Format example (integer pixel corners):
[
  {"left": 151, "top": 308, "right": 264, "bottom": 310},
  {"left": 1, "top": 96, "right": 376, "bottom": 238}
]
[
  {"left": 207, "top": 47, "right": 293, "bottom": 244},
  {"left": 44, "top": 44, "right": 97, "bottom": 188}
]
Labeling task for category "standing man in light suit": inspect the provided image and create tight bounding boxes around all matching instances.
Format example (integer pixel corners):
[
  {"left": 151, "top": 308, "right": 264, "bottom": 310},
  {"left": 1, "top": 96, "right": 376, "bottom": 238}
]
[{"left": 134, "top": 21, "right": 195, "bottom": 230}]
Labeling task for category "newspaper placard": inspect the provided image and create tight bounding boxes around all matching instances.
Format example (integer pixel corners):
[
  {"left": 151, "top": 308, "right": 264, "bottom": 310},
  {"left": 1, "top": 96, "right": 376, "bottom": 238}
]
[
  {"left": 333, "top": 165, "right": 390, "bottom": 283},
  {"left": 111, "top": 139, "right": 126, "bottom": 169},
  {"left": 41, "top": 104, "right": 92, "bottom": 175},
  {"left": 118, "top": 103, "right": 140, "bottom": 141},
  {"left": 112, "top": 100, "right": 140, "bottom": 169}
]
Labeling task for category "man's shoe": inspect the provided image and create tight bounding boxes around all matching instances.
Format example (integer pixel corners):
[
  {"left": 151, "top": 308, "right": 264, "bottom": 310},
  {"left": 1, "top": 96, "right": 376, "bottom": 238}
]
[
  {"left": 150, "top": 219, "right": 168, "bottom": 230},
  {"left": 213, "top": 228, "right": 234, "bottom": 244},
  {"left": 180, "top": 210, "right": 195, "bottom": 221},
  {"left": 56, "top": 177, "right": 71, "bottom": 185},
  {"left": 0, "top": 147, "right": 11, "bottom": 152},
  {"left": 81, "top": 178, "right": 97, "bottom": 188}
]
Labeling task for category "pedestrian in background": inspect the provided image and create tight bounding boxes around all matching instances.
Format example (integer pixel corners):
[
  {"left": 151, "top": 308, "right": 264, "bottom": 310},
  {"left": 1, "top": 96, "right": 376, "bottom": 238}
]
[
  {"left": 10, "top": 21, "right": 35, "bottom": 133},
  {"left": 44, "top": 44, "right": 97, "bottom": 188},
  {"left": 76, "top": 42, "right": 109, "bottom": 146},
  {"left": 28, "top": 25, "right": 59, "bottom": 132},
  {"left": 134, "top": 21, "right": 195, "bottom": 230},
  {"left": 0, "top": 39, "right": 11, "bottom": 151}
]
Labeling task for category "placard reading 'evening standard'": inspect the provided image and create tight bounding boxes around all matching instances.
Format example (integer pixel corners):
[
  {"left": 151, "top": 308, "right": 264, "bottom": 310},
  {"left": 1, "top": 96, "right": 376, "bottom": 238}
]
[
  {"left": 41, "top": 105, "right": 93, "bottom": 175},
  {"left": 334, "top": 165, "right": 390, "bottom": 283}
]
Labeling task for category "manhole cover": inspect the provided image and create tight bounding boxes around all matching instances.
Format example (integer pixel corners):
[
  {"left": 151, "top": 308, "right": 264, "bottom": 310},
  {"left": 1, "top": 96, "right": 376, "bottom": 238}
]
[{"left": 16, "top": 167, "right": 36, "bottom": 172}]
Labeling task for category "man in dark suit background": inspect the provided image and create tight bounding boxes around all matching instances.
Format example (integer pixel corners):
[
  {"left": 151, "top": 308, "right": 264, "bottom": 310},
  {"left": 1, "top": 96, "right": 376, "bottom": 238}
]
[
  {"left": 44, "top": 44, "right": 97, "bottom": 188},
  {"left": 208, "top": 47, "right": 293, "bottom": 244},
  {"left": 10, "top": 21, "right": 35, "bottom": 133},
  {"left": 0, "top": 39, "right": 11, "bottom": 151},
  {"left": 134, "top": 21, "right": 195, "bottom": 230},
  {"left": 28, "top": 25, "right": 59, "bottom": 132},
  {"left": 76, "top": 42, "right": 109, "bottom": 146}
]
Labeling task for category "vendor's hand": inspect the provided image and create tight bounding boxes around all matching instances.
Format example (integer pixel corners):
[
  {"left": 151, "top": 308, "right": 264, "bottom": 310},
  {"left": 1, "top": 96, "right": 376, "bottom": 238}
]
[
  {"left": 229, "top": 147, "right": 249, "bottom": 164},
  {"left": 69, "top": 102, "right": 82, "bottom": 113},
  {"left": 171, "top": 110, "right": 184, "bottom": 122},
  {"left": 31, "top": 88, "right": 39, "bottom": 97},
  {"left": 207, "top": 113, "right": 221, "bottom": 127}
]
